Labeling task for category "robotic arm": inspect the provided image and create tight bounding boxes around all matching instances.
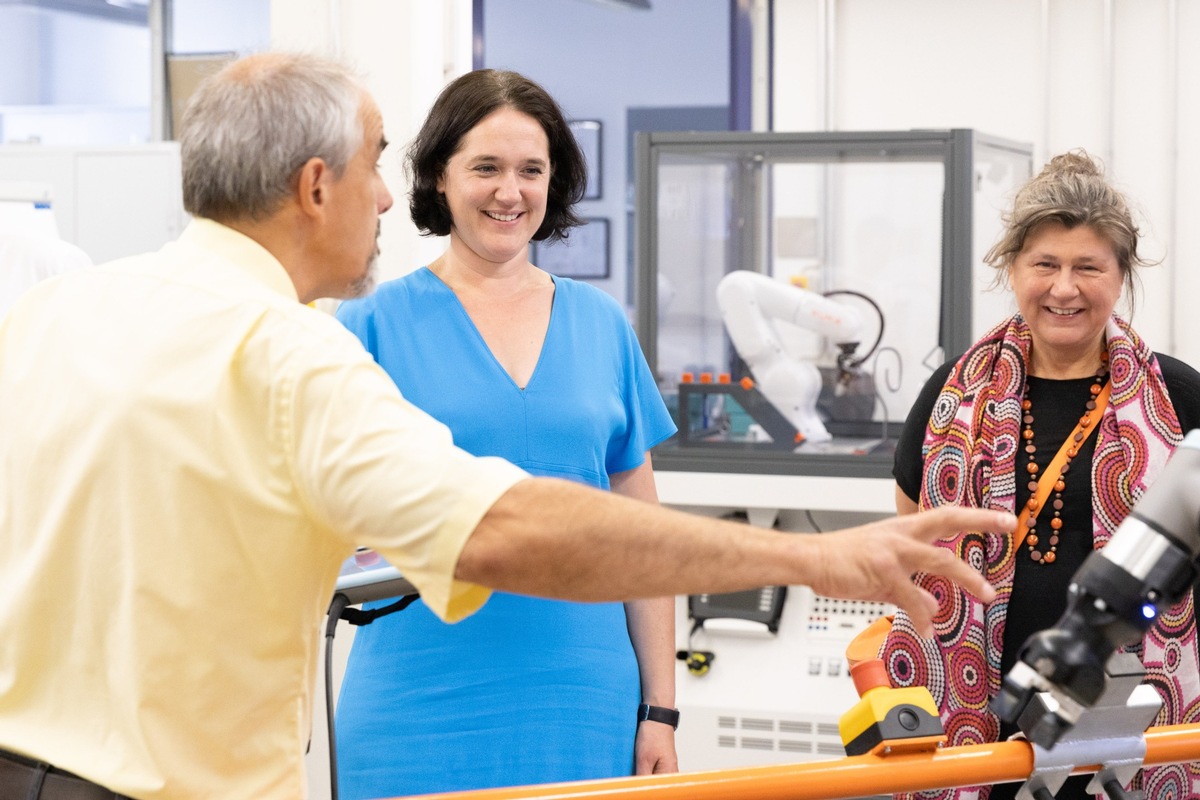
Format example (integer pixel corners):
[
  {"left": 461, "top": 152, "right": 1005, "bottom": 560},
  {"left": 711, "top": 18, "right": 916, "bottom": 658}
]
[
  {"left": 716, "top": 270, "right": 864, "bottom": 444},
  {"left": 993, "top": 429, "right": 1200, "bottom": 750}
]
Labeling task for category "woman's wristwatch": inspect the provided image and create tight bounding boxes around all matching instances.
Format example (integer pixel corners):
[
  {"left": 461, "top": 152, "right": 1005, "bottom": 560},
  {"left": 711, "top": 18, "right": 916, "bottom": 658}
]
[{"left": 637, "top": 703, "right": 680, "bottom": 730}]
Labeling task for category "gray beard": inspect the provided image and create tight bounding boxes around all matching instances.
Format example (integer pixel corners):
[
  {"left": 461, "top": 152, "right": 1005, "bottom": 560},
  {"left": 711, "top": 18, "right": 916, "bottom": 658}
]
[
  {"left": 344, "top": 224, "right": 382, "bottom": 298},
  {"left": 345, "top": 253, "right": 378, "bottom": 299}
]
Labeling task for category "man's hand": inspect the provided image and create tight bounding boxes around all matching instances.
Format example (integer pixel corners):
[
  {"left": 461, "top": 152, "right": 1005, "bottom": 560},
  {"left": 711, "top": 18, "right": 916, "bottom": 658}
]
[{"left": 802, "top": 506, "right": 1012, "bottom": 638}]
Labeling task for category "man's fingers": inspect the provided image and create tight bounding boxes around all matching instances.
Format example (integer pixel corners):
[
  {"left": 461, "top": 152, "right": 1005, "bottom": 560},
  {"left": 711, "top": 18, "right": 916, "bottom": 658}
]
[
  {"left": 892, "top": 582, "right": 938, "bottom": 639},
  {"left": 901, "top": 506, "right": 1011, "bottom": 604},
  {"left": 909, "top": 506, "right": 1017, "bottom": 543},
  {"left": 813, "top": 505, "right": 1010, "bottom": 629},
  {"left": 913, "top": 544, "right": 997, "bottom": 604}
]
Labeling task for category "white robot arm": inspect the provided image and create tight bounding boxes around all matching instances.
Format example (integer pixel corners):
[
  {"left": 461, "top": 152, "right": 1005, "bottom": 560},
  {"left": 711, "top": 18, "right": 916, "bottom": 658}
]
[{"left": 715, "top": 270, "right": 863, "bottom": 445}]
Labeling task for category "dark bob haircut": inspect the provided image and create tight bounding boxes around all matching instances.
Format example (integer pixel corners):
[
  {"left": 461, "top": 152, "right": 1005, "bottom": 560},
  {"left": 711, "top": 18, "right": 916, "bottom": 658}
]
[{"left": 407, "top": 69, "right": 587, "bottom": 243}]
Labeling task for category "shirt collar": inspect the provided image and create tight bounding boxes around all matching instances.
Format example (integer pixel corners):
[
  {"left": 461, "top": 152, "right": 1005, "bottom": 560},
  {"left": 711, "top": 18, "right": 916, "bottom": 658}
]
[{"left": 178, "top": 218, "right": 299, "bottom": 302}]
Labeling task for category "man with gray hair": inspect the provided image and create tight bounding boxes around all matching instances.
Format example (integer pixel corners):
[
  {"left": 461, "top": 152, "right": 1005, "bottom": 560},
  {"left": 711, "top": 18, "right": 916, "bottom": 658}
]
[{"left": 0, "top": 52, "right": 1010, "bottom": 799}]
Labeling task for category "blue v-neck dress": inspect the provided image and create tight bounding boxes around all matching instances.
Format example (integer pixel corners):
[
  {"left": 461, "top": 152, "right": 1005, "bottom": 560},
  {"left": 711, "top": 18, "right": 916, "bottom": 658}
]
[{"left": 333, "top": 267, "right": 676, "bottom": 799}]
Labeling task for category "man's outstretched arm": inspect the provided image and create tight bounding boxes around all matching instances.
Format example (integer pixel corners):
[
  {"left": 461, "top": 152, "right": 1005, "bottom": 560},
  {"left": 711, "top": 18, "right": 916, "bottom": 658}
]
[{"left": 456, "top": 477, "right": 1009, "bottom": 638}]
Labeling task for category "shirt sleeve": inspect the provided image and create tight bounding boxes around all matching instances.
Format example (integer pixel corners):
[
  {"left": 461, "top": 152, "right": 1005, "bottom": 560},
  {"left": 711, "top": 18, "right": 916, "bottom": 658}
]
[
  {"left": 892, "top": 361, "right": 954, "bottom": 506},
  {"left": 606, "top": 310, "right": 677, "bottom": 476},
  {"left": 284, "top": 333, "right": 527, "bottom": 622},
  {"left": 1157, "top": 352, "right": 1200, "bottom": 434}
]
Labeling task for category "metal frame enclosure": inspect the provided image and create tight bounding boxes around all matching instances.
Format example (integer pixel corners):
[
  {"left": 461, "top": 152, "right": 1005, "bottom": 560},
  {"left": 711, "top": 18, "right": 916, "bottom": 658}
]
[{"left": 634, "top": 128, "right": 1033, "bottom": 478}]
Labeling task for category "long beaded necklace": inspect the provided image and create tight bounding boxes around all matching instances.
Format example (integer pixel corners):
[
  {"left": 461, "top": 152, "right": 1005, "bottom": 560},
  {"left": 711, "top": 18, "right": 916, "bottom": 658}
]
[{"left": 1020, "top": 350, "right": 1109, "bottom": 564}]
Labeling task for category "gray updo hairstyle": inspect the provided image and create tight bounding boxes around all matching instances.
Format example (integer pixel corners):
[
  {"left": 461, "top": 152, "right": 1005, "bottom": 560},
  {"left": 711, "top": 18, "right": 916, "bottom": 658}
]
[{"left": 985, "top": 149, "right": 1149, "bottom": 308}]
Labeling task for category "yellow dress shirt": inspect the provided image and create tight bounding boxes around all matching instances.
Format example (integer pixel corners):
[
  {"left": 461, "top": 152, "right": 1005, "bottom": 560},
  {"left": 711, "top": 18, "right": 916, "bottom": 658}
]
[{"left": 0, "top": 219, "right": 526, "bottom": 799}]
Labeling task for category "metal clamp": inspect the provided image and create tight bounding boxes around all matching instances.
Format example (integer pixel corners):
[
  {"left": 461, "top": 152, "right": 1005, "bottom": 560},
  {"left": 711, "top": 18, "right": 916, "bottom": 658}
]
[{"left": 1016, "top": 653, "right": 1159, "bottom": 800}]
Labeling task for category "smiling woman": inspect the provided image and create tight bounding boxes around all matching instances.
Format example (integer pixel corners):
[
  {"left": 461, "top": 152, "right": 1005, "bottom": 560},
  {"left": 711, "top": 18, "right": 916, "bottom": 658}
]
[
  {"left": 1009, "top": 221, "right": 1125, "bottom": 379},
  {"left": 332, "top": 70, "right": 678, "bottom": 799},
  {"left": 884, "top": 150, "right": 1200, "bottom": 800}
]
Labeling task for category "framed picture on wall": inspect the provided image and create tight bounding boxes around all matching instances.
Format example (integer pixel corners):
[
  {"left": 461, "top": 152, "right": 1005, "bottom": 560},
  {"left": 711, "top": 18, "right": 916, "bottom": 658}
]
[
  {"left": 569, "top": 120, "right": 602, "bottom": 200},
  {"left": 531, "top": 217, "right": 609, "bottom": 279},
  {"left": 166, "top": 52, "right": 239, "bottom": 139}
]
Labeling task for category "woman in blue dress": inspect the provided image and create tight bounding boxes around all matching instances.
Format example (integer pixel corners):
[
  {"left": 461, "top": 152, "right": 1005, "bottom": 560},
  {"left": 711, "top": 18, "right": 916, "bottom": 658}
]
[{"left": 334, "top": 69, "right": 679, "bottom": 799}]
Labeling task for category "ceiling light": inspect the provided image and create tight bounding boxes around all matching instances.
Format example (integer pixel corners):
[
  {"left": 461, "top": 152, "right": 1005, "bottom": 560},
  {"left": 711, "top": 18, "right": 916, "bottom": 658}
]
[{"left": 581, "top": 0, "right": 652, "bottom": 10}]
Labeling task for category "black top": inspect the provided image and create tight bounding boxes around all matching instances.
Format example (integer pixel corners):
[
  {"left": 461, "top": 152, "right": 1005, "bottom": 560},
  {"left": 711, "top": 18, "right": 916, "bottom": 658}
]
[{"left": 894, "top": 352, "right": 1200, "bottom": 800}]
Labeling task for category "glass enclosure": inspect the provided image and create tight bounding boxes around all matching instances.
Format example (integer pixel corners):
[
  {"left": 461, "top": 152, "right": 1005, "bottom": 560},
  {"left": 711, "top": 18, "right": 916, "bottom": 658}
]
[
  {"left": 635, "top": 129, "right": 1033, "bottom": 477},
  {"left": 0, "top": 0, "right": 271, "bottom": 148},
  {"left": 0, "top": 2, "right": 152, "bottom": 146}
]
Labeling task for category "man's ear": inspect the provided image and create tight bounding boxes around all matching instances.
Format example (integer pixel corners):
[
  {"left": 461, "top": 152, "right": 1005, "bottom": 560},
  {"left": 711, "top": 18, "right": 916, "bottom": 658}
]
[{"left": 296, "top": 157, "right": 330, "bottom": 219}]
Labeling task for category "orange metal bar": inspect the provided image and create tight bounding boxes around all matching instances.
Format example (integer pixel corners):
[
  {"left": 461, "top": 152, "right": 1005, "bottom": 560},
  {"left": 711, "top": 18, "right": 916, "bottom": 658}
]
[
  {"left": 382, "top": 723, "right": 1200, "bottom": 800},
  {"left": 1145, "top": 723, "right": 1200, "bottom": 767}
]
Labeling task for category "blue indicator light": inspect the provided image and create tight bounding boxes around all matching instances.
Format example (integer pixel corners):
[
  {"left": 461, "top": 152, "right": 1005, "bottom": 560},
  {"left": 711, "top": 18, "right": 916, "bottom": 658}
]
[{"left": 1142, "top": 603, "right": 1158, "bottom": 620}]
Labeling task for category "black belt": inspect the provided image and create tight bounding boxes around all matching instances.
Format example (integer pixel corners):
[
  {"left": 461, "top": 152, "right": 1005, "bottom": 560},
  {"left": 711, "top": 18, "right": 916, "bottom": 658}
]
[{"left": 0, "top": 748, "right": 132, "bottom": 800}]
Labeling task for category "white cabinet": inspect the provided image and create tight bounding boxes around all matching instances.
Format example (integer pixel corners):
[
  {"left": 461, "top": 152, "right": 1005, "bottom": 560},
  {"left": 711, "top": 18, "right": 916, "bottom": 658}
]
[
  {"left": 655, "top": 470, "right": 896, "bottom": 772},
  {"left": 0, "top": 144, "right": 188, "bottom": 264}
]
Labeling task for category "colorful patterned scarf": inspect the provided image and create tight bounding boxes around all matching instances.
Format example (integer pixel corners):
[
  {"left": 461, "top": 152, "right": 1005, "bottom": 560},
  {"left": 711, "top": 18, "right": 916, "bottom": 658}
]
[{"left": 881, "top": 314, "right": 1200, "bottom": 799}]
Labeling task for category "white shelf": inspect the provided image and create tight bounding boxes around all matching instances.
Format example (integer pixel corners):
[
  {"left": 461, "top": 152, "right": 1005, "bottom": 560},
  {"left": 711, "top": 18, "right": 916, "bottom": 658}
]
[{"left": 654, "top": 470, "right": 895, "bottom": 514}]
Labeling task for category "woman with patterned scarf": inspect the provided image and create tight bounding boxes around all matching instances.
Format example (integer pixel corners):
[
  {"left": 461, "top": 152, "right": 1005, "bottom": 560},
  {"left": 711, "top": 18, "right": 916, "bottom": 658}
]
[{"left": 884, "top": 150, "right": 1200, "bottom": 800}]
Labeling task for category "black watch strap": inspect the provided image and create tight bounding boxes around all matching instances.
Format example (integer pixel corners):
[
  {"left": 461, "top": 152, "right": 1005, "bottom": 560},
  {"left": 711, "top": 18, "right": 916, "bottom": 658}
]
[{"left": 637, "top": 703, "right": 680, "bottom": 730}]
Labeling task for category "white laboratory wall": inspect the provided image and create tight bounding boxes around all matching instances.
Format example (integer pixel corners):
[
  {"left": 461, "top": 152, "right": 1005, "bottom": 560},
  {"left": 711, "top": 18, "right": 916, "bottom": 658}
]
[
  {"left": 772, "top": 0, "right": 1200, "bottom": 369},
  {"left": 0, "top": 8, "right": 42, "bottom": 107},
  {"left": 171, "top": 0, "right": 270, "bottom": 54},
  {"left": 271, "top": 0, "right": 472, "bottom": 288}
]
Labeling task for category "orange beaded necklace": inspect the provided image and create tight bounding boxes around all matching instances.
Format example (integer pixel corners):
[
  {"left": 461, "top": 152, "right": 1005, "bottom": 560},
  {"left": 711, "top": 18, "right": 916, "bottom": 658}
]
[{"left": 1019, "top": 350, "right": 1110, "bottom": 564}]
